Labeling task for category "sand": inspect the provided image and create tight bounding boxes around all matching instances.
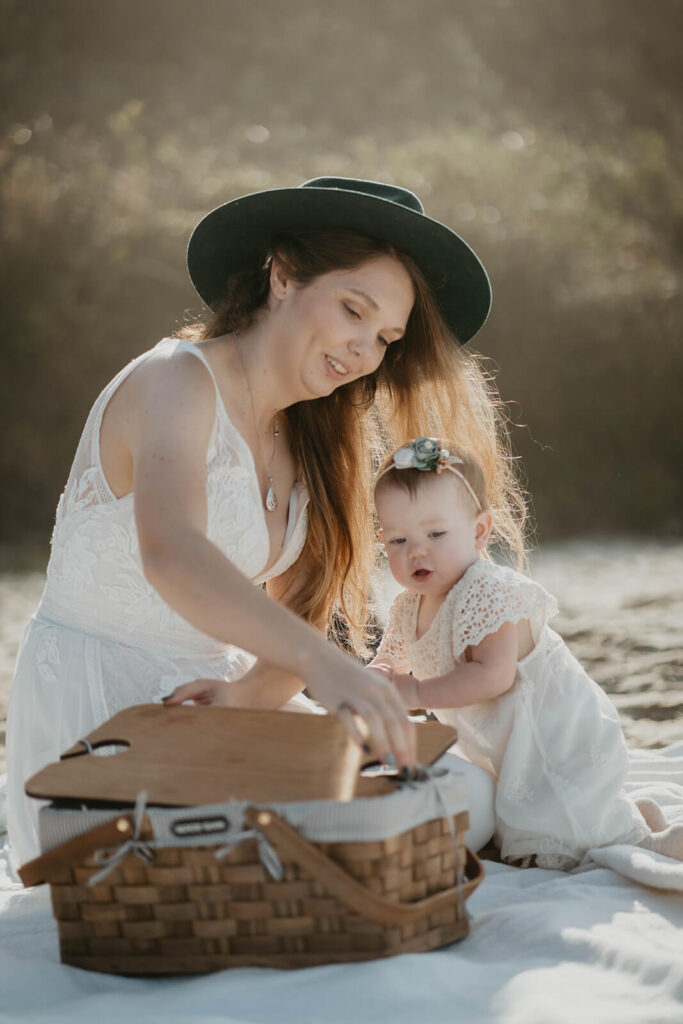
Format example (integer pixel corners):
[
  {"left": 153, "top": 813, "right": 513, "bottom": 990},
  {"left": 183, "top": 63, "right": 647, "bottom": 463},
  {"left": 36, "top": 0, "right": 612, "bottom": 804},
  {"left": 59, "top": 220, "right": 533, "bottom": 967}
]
[{"left": 1, "top": 538, "right": 681, "bottom": 774}]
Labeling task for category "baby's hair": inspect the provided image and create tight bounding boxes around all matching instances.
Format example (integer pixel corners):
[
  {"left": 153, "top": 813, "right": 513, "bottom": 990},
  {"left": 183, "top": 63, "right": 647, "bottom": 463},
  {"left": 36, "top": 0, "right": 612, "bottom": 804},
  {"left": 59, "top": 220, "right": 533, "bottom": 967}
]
[{"left": 374, "top": 440, "right": 489, "bottom": 512}]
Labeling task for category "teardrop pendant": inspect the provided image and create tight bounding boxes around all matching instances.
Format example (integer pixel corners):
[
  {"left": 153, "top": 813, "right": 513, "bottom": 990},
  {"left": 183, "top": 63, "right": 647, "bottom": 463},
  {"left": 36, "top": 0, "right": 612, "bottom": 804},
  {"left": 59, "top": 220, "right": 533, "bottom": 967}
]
[{"left": 265, "top": 481, "right": 278, "bottom": 513}]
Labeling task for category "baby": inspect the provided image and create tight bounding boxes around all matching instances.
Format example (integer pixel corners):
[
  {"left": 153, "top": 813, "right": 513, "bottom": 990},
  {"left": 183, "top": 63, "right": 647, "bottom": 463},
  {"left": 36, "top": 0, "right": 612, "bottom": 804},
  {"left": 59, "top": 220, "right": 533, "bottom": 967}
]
[{"left": 369, "top": 437, "right": 683, "bottom": 869}]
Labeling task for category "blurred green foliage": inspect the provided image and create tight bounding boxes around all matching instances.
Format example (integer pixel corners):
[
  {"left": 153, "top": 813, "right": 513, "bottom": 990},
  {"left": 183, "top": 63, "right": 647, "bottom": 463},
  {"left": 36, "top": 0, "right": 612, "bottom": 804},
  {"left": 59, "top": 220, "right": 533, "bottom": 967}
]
[{"left": 2, "top": 0, "right": 682, "bottom": 560}]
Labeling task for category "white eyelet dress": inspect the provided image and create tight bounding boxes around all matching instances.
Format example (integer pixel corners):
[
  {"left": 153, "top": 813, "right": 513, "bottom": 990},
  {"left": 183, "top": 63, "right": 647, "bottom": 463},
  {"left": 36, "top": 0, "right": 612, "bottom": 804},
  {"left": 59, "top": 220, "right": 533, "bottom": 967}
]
[
  {"left": 376, "top": 559, "right": 650, "bottom": 869},
  {"left": 6, "top": 338, "right": 310, "bottom": 869}
]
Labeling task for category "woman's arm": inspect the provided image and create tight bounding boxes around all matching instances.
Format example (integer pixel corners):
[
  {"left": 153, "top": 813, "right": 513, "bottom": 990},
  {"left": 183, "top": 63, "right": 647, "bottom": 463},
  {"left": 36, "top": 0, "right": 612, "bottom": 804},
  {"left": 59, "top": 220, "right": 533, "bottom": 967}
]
[
  {"left": 392, "top": 620, "right": 520, "bottom": 710},
  {"left": 126, "top": 350, "right": 415, "bottom": 763},
  {"left": 240, "top": 559, "right": 332, "bottom": 707},
  {"left": 167, "top": 565, "right": 319, "bottom": 708}
]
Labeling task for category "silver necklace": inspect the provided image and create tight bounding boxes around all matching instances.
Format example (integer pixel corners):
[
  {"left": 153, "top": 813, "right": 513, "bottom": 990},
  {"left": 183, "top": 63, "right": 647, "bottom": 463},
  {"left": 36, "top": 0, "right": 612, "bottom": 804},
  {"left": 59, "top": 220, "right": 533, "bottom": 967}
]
[{"left": 234, "top": 336, "right": 280, "bottom": 513}]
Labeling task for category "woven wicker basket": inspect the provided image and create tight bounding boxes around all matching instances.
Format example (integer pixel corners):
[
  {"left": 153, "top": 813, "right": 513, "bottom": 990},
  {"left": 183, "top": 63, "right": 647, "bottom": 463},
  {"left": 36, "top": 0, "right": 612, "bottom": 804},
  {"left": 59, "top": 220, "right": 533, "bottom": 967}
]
[{"left": 22, "top": 801, "right": 483, "bottom": 973}]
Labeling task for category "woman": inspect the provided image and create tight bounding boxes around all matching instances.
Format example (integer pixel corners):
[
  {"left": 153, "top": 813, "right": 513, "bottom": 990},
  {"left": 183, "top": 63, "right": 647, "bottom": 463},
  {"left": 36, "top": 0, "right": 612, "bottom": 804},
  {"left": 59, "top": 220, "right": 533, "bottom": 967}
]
[{"left": 6, "top": 177, "right": 523, "bottom": 868}]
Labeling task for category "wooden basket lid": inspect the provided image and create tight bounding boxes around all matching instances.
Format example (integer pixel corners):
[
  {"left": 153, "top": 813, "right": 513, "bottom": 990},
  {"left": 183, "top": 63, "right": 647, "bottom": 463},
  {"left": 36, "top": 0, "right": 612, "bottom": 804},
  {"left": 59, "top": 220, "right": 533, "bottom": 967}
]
[
  {"left": 25, "top": 704, "right": 458, "bottom": 807},
  {"left": 25, "top": 704, "right": 363, "bottom": 806}
]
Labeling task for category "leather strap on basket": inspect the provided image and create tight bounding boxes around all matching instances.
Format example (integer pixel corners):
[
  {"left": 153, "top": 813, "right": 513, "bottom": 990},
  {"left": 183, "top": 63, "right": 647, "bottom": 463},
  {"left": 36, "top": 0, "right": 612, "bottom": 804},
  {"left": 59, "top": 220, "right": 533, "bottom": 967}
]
[
  {"left": 244, "top": 806, "right": 484, "bottom": 926},
  {"left": 18, "top": 813, "right": 152, "bottom": 888}
]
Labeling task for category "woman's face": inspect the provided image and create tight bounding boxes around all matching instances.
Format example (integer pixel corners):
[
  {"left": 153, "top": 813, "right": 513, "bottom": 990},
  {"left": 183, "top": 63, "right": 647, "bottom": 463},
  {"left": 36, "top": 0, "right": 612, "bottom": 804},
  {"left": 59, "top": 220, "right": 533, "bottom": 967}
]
[{"left": 271, "top": 254, "right": 415, "bottom": 400}]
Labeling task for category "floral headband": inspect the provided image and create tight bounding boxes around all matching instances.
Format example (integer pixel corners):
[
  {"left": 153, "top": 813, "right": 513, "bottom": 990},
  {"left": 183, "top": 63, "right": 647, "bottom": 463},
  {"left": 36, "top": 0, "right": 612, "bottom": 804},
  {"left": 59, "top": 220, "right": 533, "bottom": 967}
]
[{"left": 374, "top": 437, "right": 483, "bottom": 512}]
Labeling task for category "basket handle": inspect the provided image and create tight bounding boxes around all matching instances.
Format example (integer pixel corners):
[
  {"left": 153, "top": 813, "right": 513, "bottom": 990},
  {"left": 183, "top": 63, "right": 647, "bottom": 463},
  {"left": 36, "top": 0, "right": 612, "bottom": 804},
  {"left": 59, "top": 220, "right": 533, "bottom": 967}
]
[
  {"left": 18, "top": 813, "right": 150, "bottom": 888},
  {"left": 244, "top": 807, "right": 484, "bottom": 926}
]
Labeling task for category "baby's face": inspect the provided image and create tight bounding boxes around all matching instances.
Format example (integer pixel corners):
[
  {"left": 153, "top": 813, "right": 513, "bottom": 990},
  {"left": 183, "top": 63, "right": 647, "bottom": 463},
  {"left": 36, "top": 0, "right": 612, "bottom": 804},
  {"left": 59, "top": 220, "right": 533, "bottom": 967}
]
[{"left": 376, "top": 472, "right": 489, "bottom": 598}]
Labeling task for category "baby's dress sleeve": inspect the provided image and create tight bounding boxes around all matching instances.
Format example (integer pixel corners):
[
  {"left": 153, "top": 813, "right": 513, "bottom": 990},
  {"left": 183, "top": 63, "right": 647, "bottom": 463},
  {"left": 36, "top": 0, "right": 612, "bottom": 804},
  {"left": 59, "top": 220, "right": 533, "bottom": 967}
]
[
  {"left": 373, "top": 591, "right": 413, "bottom": 674},
  {"left": 450, "top": 560, "right": 559, "bottom": 658}
]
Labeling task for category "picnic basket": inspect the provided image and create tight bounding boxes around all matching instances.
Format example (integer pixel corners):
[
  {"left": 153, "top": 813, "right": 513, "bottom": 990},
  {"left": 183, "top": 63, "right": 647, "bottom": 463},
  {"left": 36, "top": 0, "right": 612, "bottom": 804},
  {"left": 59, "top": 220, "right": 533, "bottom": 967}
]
[{"left": 19, "top": 706, "right": 484, "bottom": 973}]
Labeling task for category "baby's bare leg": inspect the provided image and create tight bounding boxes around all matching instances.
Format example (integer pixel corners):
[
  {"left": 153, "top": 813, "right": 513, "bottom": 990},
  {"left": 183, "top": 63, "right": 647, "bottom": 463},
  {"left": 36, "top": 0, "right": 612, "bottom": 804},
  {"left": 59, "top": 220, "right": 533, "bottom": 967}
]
[
  {"left": 635, "top": 797, "right": 670, "bottom": 832},
  {"left": 639, "top": 823, "right": 683, "bottom": 861}
]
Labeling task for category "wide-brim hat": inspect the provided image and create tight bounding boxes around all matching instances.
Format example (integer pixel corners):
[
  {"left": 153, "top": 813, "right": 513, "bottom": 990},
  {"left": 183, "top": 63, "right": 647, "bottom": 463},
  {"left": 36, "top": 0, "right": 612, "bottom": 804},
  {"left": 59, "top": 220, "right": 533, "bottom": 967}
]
[{"left": 187, "top": 177, "right": 491, "bottom": 344}]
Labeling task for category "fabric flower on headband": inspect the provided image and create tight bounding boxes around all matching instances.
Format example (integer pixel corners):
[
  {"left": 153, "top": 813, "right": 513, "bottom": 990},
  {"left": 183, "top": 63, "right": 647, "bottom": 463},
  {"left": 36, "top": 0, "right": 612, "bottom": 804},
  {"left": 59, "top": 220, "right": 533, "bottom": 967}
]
[
  {"left": 392, "top": 437, "right": 458, "bottom": 473},
  {"left": 377, "top": 438, "right": 483, "bottom": 511}
]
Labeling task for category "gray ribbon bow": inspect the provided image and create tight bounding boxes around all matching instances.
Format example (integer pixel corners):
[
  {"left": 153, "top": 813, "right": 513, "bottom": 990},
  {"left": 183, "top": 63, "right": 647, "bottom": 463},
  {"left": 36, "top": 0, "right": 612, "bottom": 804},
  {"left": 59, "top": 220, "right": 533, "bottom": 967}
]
[
  {"left": 87, "top": 792, "right": 283, "bottom": 885},
  {"left": 88, "top": 790, "right": 154, "bottom": 886}
]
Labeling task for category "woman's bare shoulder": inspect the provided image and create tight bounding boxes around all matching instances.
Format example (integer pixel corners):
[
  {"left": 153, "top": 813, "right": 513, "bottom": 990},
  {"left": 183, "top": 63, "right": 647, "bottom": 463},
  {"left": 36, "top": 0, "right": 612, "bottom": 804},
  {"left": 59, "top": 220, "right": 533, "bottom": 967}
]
[
  {"left": 132, "top": 342, "right": 215, "bottom": 409},
  {"left": 123, "top": 342, "right": 218, "bottom": 450},
  {"left": 131, "top": 341, "right": 215, "bottom": 393}
]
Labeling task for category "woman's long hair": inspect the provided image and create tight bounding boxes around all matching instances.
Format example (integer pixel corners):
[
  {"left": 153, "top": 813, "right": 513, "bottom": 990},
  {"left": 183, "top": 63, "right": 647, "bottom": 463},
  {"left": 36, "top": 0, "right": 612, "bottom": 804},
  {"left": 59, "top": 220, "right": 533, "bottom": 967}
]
[{"left": 177, "top": 229, "right": 527, "bottom": 655}]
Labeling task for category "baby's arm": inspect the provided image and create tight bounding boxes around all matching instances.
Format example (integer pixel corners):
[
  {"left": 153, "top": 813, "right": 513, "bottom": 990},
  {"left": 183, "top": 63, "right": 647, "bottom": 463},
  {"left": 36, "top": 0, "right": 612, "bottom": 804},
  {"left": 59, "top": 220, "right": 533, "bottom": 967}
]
[{"left": 394, "top": 620, "right": 520, "bottom": 710}]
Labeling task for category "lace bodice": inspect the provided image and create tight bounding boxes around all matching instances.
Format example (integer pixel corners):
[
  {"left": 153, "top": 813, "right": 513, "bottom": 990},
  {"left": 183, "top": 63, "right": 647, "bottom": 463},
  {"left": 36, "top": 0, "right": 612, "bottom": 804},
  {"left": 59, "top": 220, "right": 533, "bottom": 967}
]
[
  {"left": 375, "top": 559, "right": 558, "bottom": 679},
  {"left": 39, "top": 338, "right": 310, "bottom": 654}
]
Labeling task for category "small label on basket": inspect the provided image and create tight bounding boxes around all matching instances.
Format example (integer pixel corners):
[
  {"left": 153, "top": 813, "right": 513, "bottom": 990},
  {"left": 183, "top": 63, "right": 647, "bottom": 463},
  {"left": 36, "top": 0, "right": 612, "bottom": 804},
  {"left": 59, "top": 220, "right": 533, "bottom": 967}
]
[{"left": 171, "top": 815, "right": 230, "bottom": 837}]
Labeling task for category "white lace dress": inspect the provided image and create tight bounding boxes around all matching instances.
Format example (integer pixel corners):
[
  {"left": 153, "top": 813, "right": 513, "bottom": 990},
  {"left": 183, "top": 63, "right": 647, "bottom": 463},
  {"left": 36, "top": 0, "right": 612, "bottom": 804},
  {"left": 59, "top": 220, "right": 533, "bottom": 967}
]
[
  {"left": 376, "top": 559, "right": 650, "bottom": 869},
  {"left": 6, "top": 338, "right": 310, "bottom": 868}
]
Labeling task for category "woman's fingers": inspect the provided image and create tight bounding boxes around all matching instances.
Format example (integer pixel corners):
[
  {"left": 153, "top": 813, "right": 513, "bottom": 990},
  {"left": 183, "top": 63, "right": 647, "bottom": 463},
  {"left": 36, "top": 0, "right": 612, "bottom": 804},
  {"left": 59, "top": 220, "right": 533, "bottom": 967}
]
[
  {"left": 161, "top": 679, "right": 219, "bottom": 705},
  {"left": 367, "top": 679, "right": 417, "bottom": 766},
  {"left": 330, "top": 676, "right": 416, "bottom": 768},
  {"left": 349, "top": 702, "right": 393, "bottom": 765},
  {"left": 334, "top": 703, "right": 370, "bottom": 752}
]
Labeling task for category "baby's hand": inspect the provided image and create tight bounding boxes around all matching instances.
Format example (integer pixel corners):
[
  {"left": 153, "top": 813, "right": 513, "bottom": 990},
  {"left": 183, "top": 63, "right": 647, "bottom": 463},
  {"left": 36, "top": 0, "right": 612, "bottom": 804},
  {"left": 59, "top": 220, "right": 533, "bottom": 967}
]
[
  {"left": 367, "top": 664, "right": 419, "bottom": 710},
  {"left": 366, "top": 662, "right": 394, "bottom": 679},
  {"left": 390, "top": 672, "right": 420, "bottom": 710}
]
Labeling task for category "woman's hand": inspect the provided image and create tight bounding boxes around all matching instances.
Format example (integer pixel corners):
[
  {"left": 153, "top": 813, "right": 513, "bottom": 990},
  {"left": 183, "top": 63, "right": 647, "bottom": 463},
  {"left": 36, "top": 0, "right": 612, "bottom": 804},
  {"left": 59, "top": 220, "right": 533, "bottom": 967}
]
[
  {"left": 302, "top": 654, "right": 416, "bottom": 768},
  {"left": 162, "top": 679, "right": 233, "bottom": 706},
  {"left": 163, "top": 661, "right": 305, "bottom": 711}
]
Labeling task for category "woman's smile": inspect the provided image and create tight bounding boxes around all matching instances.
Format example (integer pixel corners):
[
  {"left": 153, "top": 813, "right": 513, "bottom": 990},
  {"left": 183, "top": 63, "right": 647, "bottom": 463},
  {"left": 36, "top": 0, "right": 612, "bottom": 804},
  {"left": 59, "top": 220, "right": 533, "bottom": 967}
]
[{"left": 324, "top": 353, "right": 350, "bottom": 379}]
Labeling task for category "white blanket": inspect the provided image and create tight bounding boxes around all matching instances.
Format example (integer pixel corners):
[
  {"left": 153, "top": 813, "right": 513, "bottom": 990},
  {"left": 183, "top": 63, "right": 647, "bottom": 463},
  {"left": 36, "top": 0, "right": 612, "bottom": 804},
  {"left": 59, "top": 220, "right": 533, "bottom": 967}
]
[{"left": 2, "top": 744, "right": 682, "bottom": 1024}]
